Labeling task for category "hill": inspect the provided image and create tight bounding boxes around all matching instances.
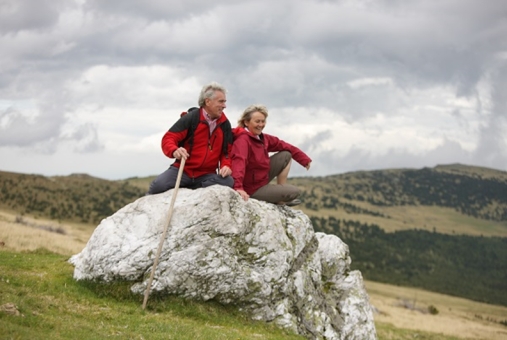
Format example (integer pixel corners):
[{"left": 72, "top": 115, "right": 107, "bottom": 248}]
[
  {"left": 293, "top": 163, "right": 507, "bottom": 232},
  {"left": 125, "top": 164, "right": 507, "bottom": 235},
  {"left": 0, "top": 171, "right": 145, "bottom": 224},
  {"left": 3, "top": 211, "right": 507, "bottom": 340},
  {"left": 1, "top": 164, "right": 506, "bottom": 308}
]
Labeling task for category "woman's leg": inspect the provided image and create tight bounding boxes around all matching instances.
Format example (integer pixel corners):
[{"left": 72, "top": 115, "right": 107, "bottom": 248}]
[
  {"left": 250, "top": 183, "right": 300, "bottom": 204},
  {"left": 277, "top": 158, "right": 291, "bottom": 185},
  {"left": 254, "top": 150, "right": 301, "bottom": 204},
  {"left": 268, "top": 151, "right": 292, "bottom": 183}
]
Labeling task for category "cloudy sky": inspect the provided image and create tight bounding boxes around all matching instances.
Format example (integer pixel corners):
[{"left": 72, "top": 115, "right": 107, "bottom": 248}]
[{"left": 1, "top": 0, "right": 506, "bottom": 180}]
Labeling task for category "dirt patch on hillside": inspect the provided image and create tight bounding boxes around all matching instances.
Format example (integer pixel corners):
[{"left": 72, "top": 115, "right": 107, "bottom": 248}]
[
  {"left": 366, "top": 281, "right": 507, "bottom": 340},
  {"left": 0, "top": 210, "right": 93, "bottom": 256}
]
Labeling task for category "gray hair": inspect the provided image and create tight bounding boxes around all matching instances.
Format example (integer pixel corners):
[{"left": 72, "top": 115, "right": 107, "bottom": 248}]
[
  {"left": 237, "top": 104, "right": 269, "bottom": 127},
  {"left": 198, "top": 82, "right": 227, "bottom": 107}
]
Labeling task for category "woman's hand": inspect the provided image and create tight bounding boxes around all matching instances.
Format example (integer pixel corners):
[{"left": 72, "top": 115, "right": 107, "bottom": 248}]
[
  {"left": 236, "top": 189, "right": 249, "bottom": 201},
  {"left": 305, "top": 162, "right": 312, "bottom": 170}
]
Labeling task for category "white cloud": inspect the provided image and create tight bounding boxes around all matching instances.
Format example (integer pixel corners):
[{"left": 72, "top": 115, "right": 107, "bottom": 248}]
[{"left": 0, "top": 0, "right": 506, "bottom": 179}]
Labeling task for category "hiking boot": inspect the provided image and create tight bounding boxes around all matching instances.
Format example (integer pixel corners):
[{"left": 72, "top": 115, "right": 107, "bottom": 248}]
[{"left": 285, "top": 199, "right": 301, "bottom": 207}]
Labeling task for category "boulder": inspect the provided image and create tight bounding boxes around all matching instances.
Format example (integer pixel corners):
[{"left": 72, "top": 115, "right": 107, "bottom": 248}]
[{"left": 69, "top": 185, "right": 376, "bottom": 340}]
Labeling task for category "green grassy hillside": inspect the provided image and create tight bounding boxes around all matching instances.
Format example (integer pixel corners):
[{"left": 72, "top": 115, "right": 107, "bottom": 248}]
[
  {"left": 1, "top": 164, "right": 506, "bottom": 308},
  {"left": 2, "top": 243, "right": 506, "bottom": 339},
  {"left": 0, "top": 249, "right": 303, "bottom": 340}
]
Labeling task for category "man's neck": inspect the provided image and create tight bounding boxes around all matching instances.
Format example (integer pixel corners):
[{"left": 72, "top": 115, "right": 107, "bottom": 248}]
[{"left": 202, "top": 108, "right": 219, "bottom": 121}]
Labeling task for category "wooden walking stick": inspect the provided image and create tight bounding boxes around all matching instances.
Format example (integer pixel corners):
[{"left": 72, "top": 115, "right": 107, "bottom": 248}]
[{"left": 142, "top": 157, "right": 186, "bottom": 310}]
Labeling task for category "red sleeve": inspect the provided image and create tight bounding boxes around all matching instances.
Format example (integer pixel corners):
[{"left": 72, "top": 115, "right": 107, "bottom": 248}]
[
  {"left": 264, "top": 134, "right": 312, "bottom": 167},
  {"left": 161, "top": 129, "right": 188, "bottom": 158},
  {"left": 231, "top": 135, "right": 250, "bottom": 191}
]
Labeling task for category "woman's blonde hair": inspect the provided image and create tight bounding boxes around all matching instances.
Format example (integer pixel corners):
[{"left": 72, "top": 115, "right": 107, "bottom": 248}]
[{"left": 237, "top": 104, "right": 269, "bottom": 127}]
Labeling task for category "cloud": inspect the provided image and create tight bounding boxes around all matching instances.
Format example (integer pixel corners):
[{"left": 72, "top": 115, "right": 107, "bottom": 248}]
[
  {"left": 0, "top": 0, "right": 67, "bottom": 33},
  {"left": 472, "top": 63, "right": 507, "bottom": 169},
  {"left": 0, "top": 0, "right": 506, "bottom": 179}
]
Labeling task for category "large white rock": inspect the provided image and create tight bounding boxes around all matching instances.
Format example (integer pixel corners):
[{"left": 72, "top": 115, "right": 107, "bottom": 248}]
[{"left": 69, "top": 185, "right": 376, "bottom": 340}]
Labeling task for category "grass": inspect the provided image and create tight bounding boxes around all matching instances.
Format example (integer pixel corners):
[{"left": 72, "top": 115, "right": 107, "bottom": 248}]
[
  {"left": 2, "top": 250, "right": 507, "bottom": 340},
  {"left": 0, "top": 249, "right": 305, "bottom": 340},
  {"left": 2, "top": 206, "right": 507, "bottom": 340},
  {"left": 366, "top": 281, "right": 507, "bottom": 340},
  {"left": 296, "top": 204, "right": 507, "bottom": 237},
  {"left": 0, "top": 210, "right": 94, "bottom": 256},
  {"left": 375, "top": 323, "right": 464, "bottom": 340}
]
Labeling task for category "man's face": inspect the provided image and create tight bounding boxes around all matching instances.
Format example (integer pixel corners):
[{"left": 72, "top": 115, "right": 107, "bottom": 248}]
[{"left": 204, "top": 91, "right": 226, "bottom": 119}]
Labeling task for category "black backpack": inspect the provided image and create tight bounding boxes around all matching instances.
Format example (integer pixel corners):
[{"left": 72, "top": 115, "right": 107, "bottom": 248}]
[{"left": 173, "top": 107, "right": 232, "bottom": 158}]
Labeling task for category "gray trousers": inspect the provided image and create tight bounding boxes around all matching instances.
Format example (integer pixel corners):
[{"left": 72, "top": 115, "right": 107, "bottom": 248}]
[
  {"left": 250, "top": 151, "right": 301, "bottom": 204},
  {"left": 148, "top": 166, "right": 234, "bottom": 195}
]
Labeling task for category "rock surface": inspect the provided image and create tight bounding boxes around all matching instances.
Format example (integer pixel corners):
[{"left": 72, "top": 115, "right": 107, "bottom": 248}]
[{"left": 70, "top": 185, "right": 376, "bottom": 339}]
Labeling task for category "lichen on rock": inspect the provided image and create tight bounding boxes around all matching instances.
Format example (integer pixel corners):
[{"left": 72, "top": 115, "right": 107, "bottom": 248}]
[{"left": 69, "top": 185, "right": 376, "bottom": 340}]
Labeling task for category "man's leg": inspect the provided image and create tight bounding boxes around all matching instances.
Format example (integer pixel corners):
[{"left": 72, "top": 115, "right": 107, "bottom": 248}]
[
  {"left": 197, "top": 173, "right": 234, "bottom": 188},
  {"left": 147, "top": 166, "right": 192, "bottom": 194}
]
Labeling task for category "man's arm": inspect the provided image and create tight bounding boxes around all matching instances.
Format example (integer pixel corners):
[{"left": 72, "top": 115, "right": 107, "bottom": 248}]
[{"left": 161, "top": 112, "right": 195, "bottom": 158}]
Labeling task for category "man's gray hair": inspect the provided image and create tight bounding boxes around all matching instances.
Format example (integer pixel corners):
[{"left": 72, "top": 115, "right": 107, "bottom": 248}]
[{"left": 198, "top": 82, "right": 227, "bottom": 107}]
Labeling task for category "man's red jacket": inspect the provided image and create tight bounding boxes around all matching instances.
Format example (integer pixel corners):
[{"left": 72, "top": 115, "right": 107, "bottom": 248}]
[{"left": 161, "top": 108, "right": 232, "bottom": 179}]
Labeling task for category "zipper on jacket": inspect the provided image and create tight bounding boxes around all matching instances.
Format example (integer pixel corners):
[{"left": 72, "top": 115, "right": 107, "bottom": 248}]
[
  {"left": 196, "top": 122, "right": 217, "bottom": 169},
  {"left": 209, "top": 134, "right": 217, "bottom": 150}
]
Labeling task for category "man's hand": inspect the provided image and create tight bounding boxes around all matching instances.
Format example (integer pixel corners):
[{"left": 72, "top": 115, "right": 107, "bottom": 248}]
[
  {"left": 219, "top": 165, "right": 232, "bottom": 177},
  {"left": 236, "top": 189, "right": 249, "bottom": 201},
  {"left": 173, "top": 147, "right": 189, "bottom": 160}
]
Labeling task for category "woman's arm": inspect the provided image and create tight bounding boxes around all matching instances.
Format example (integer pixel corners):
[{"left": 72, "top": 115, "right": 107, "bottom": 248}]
[
  {"left": 264, "top": 134, "right": 312, "bottom": 167},
  {"left": 231, "top": 136, "right": 250, "bottom": 192}
]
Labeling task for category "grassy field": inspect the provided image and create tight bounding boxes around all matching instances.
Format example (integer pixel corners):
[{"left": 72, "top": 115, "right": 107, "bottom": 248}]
[
  {"left": 296, "top": 203, "right": 507, "bottom": 237},
  {"left": 0, "top": 249, "right": 304, "bottom": 340},
  {"left": 366, "top": 281, "right": 507, "bottom": 340},
  {"left": 1, "top": 209, "right": 507, "bottom": 339}
]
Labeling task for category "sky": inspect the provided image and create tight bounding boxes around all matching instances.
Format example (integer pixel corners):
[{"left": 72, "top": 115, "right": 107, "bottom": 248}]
[{"left": 1, "top": 0, "right": 506, "bottom": 180}]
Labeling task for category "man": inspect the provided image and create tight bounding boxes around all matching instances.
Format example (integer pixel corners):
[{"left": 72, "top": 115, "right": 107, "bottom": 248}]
[{"left": 148, "top": 82, "right": 234, "bottom": 194}]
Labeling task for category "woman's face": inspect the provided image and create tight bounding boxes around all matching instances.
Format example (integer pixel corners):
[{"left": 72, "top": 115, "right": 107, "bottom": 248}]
[{"left": 245, "top": 111, "right": 266, "bottom": 136}]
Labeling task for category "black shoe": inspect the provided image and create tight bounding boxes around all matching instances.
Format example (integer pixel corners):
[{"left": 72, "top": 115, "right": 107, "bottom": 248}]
[{"left": 285, "top": 199, "right": 301, "bottom": 207}]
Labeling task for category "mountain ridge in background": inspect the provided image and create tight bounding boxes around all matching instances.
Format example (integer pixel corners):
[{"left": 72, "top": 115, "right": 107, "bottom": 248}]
[{"left": 1, "top": 163, "right": 506, "bottom": 307}]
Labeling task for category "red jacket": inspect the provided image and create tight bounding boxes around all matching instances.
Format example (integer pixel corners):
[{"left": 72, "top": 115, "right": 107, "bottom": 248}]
[
  {"left": 231, "top": 127, "right": 312, "bottom": 195},
  {"left": 161, "top": 109, "right": 232, "bottom": 179}
]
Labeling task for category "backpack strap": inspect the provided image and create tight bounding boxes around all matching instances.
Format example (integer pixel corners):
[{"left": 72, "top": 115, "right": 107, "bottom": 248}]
[
  {"left": 175, "top": 107, "right": 201, "bottom": 155},
  {"left": 220, "top": 119, "right": 233, "bottom": 159}
]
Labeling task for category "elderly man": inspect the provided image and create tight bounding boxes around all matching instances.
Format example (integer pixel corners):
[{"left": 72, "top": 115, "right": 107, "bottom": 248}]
[{"left": 148, "top": 82, "right": 233, "bottom": 194}]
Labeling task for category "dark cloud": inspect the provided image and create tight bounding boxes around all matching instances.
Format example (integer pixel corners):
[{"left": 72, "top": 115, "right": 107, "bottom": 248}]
[
  {"left": 0, "top": 0, "right": 67, "bottom": 33},
  {"left": 299, "top": 139, "right": 475, "bottom": 177},
  {"left": 83, "top": 0, "right": 220, "bottom": 21},
  {"left": 64, "top": 122, "right": 104, "bottom": 153},
  {"left": 0, "top": 0, "right": 506, "bottom": 178},
  {"left": 473, "top": 64, "right": 507, "bottom": 169}
]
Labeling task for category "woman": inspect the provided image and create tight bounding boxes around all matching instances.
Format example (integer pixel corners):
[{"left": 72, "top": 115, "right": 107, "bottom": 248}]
[{"left": 231, "top": 104, "right": 312, "bottom": 206}]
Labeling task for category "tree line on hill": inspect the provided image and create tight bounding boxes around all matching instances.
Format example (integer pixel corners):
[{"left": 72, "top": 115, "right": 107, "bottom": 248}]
[
  {"left": 311, "top": 216, "right": 507, "bottom": 307},
  {"left": 0, "top": 172, "right": 145, "bottom": 224},
  {"left": 297, "top": 167, "right": 507, "bottom": 221}
]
